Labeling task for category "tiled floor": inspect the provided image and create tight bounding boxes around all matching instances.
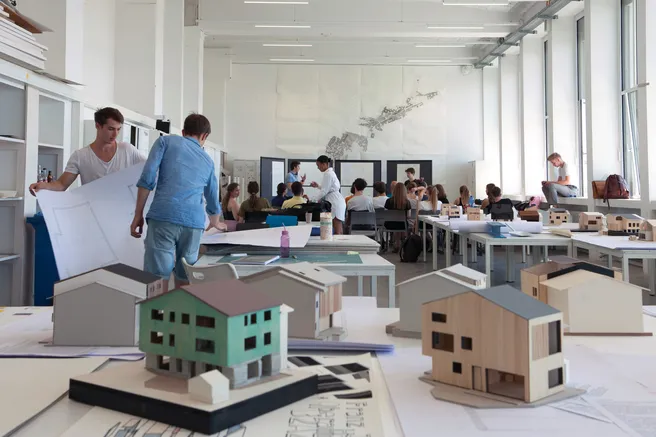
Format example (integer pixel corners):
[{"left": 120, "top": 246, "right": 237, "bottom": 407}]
[{"left": 342, "top": 247, "right": 656, "bottom": 307}]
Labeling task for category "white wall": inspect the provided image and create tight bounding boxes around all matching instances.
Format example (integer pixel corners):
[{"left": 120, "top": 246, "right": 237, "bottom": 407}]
[
  {"left": 225, "top": 64, "right": 483, "bottom": 195},
  {"left": 83, "top": 0, "right": 116, "bottom": 105}
]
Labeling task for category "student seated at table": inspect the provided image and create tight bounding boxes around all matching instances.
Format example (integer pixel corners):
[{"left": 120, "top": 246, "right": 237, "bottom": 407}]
[
  {"left": 347, "top": 178, "right": 375, "bottom": 212},
  {"left": 480, "top": 183, "right": 496, "bottom": 211},
  {"left": 418, "top": 185, "right": 441, "bottom": 213},
  {"left": 373, "top": 181, "right": 388, "bottom": 209},
  {"left": 388, "top": 181, "right": 397, "bottom": 198},
  {"left": 454, "top": 185, "right": 475, "bottom": 213},
  {"left": 344, "top": 182, "right": 356, "bottom": 204},
  {"left": 483, "top": 186, "right": 513, "bottom": 214},
  {"left": 435, "top": 184, "right": 449, "bottom": 204},
  {"left": 222, "top": 182, "right": 241, "bottom": 221},
  {"left": 282, "top": 181, "right": 308, "bottom": 209},
  {"left": 384, "top": 183, "right": 412, "bottom": 252},
  {"left": 238, "top": 181, "right": 271, "bottom": 220},
  {"left": 271, "top": 183, "right": 287, "bottom": 208},
  {"left": 407, "top": 182, "right": 427, "bottom": 211}
]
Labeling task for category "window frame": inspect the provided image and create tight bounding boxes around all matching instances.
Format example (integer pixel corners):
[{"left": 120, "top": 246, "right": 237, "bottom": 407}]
[
  {"left": 575, "top": 13, "right": 587, "bottom": 196},
  {"left": 620, "top": 0, "right": 640, "bottom": 198},
  {"left": 543, "top": 37, "right": 550, "bottom": 181}
]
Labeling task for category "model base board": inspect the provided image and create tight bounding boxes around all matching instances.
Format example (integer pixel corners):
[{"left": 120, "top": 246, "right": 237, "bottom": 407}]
[
  {"left": 418, "top": 376, "right": 584, "bottom": 409},
  {"left": 385, "top": 321, "right": 421, "bottom": 339},
  {"left": 563, "top": 331, "right": 653, "bottom": 337},
  {"left": 69, "top": 361, "right": 318, "bottom": 435}
]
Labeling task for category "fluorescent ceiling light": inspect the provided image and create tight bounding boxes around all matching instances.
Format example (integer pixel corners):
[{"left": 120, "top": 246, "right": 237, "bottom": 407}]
[
  {"left": 270, "top": 58, "right": 315, "bottom": 62},
  {"left": 263, "top": 43, "right": 313, "bottom": 47},
  {"left": 427, "top": 25, "right": 485, "bottom": 30},
  {"left": 415, "top": 44, "right": 466, "bottom": 48},
  {"left": 442, "top": 1, "right": 509, "bottom": 5},
  {"left": 255, "top": 25, "right": 311, "bottom": 28},
  {"left": 408, "top": 60, "right": 453, "bottom": 63},
  {"left": 245, "top": 1, "right": 309, "bottom": 3}
]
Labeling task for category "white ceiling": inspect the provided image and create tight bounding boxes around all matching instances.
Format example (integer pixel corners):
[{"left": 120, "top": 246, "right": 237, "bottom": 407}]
[{"left": 198, "top": 0, "right": 544, "bottom": 65}]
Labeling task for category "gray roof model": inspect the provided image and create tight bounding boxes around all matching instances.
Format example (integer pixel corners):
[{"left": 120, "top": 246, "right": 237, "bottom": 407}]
[
  {"left": 102, "top": 264, "right": 160, "bottom": 284},
  {"left": 473, "top": 285, "right": 560, "bottom": 320}
]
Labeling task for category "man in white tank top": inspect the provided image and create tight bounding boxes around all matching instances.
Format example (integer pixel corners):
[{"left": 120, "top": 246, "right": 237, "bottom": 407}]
[{"left": 29, "top": 107, "right": 146, "bottom": 194}]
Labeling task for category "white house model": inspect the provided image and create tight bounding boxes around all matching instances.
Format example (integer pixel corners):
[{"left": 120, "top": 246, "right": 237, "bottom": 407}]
[
  {"left": 539, "top": 269, "right": 648, "bottom": 336},
  {"left": 188, "top": 370, "right": 230, "bottom": 404},
  {"left": 52, "top": 264, "right": 161, "bottom": 346},
  {"left": 241, "top": 262, "right": 347, "bottom": 340},
  {"left": 387, "top": 264, "right": 487, "bottom": 339},
  {"left": 279, "top": 304, "right": 294, "bottom": 370}
]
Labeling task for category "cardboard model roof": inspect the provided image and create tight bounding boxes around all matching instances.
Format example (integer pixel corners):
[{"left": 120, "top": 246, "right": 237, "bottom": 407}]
[
  {"left": 140, "top": 280, "right": 283, "bottom": 317},
  {"left": 54, "top": 264, "right": 160, "bottom": 298},
  {"left": 57, "top": 264, "right": 159, "bottom": 285},
  {"left": 397, "top": 264, "right": 486, "bottom": 289},
  {"left": 541, "top": 269, "right": 645, "bottom": 292},
  {"left": 549, "top": 208, "right": 568, "bottom": 213},
  {"left": 581, "top": 212, "right": 604, "bottom": 217},
  {"left": 242, "top": 262, "right": 346, "bottom": 291},
  {"left": 642, "top": 220, "right": 656, "bottom": 227},
  {"left": 609, "top": 214, "right": 642, "bottom": 220},
  {"left": 521, "top": 256, "right": 580, "bottom": 276}
]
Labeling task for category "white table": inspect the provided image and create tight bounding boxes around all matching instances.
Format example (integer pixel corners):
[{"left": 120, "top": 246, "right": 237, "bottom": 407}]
[
  {"left": 196, "top": 253, "right": 397, "bottom": 308},
  {"left": 203, "top": 234, "right": 381, "bottom": 255}
]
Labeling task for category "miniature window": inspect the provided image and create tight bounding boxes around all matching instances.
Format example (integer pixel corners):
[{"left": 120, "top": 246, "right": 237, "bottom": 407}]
[
  {"left": 251, "top": 313, "right": 257, "bottom": 324},
  {"left": 196, "top": 339, "right": 215, "bottom": 354},
  {"left": 264, "top": 332, "right": 271, "bottom": 345},
  {"left": 151, "top": 309, "right": 164, "bottom": 321},
  {"left": 431, "top": 313, "right": 447, "bottom": 323},
  {"left": 548, "top": 367, "right": 563, "bottom": 388},
  {"left": 150, "top": 331, "right": 163, "bottom": 344},
  {"left": 244, "top": 336, "right": 256, "bottom": 351},
  {"left": 182, "top": 313, "right": 190, "bottom": 324},
  {"left": 196, "top": 315, "right": 215, "bottom": 328},
  {"left": 452, "top": 362, "right": 462, "bottom": 374},
  {"left": 169, "top": 312, "right": 175, "bottom": 323},
  {"left": 548, "top": 321, "right": 561, "bottom": 355},
  {"left": 431, "top": 332, "right": 454, "bottom": 352},
  {"left": 244, "top": 315, "right": 248, "bottom": 326},
  {"left": 589, "top": 220, "right": 597, "bottom": 225},
  {"left": 461, "top": 337, "right": 473, "bottom": 351},
  {"left": 175, "top": 358, "right": 183, "bottom": 372},
  {"left": 169, "top": 334, "right": 175, "bottom": 347},
  {"left": 264, "top": 310, "right": 272, "bottom": 321},
  {"left": 532, "top": 287, "right": 538, "bottom": 297},
  {"left": 158, "top": 355, "right": 170, "bottom": 370}
]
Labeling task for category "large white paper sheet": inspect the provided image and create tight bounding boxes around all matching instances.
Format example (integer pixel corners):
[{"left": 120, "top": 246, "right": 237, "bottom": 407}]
[
  {"left": 201, "top": 223, "right": 312, "bottom": 247},
  {"left": 271, "top": 160, "right": 285, "bottom": 197},
  {"left": 36, "top": 164, "right": 151, "bottom": 279},
  {"left": 572, "top": 233, "right": 656, "bottom": 250}
]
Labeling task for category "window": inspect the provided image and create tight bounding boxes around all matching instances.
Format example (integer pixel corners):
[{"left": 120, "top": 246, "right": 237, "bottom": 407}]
[
  {"left": 548, "top": 321, "right": 562, "bottom": 355},
  {"left": 182, "top": 313, "right": 190, "bottom": 325},
  {"left": 461, "top": 336, "right": 472, "bottom": 351},
  {"left": 621, "top": 0, "right": 640, "bottom": 197},
  {"left": 548, "top": 367, "right": 563, "bottom": 388},
  {"left": 264, "top": 310, "right": 272, "bottom": 321},
  {"left": 196, "top": 338, "right": 215, "bottom": 354},
  {"left": 431, "top": 332, "right": 454, "bottom": 352},
  {"left": 244, "top": 336, "right": 256, "bottom": 351},
  {"left": 543, "top": 39, "right": 550, "bottom": 180},
  {"left": 532, "top": 287, "right": 538, "bottom": 297},
  {"left": 157, "top": 355, "right": 170, "bottom": 370},
  {"left": 169, "top": 334, "right": 175, "bottom": 347},
  {"left": 150, "top": 331, "right": 163, "bottom": 344},
  {"left": 431, "top": 313, "right": 447, "bottom": 323},
  {"left": 151, "top": 309, "right": 163, "bottom": 321},
  {"left": 452, "top": 362, "right": 462, "bottom": 374},
  {"left": 169, "top": 312, "right": 175, "bottom": 323},
  {"left": 196, "top": 315, "right": 215, "bottom": 328},
  {"left": 244, "top": 315, "right": 248, "bottom": 326},
  {"left": 264, "top": 332, "right": 271, "bottom": 345},
  {"left": 251, "top": 313, "right": 257, "bottom": 324},
  {"left": 576, "top": 16, "right": 588, "bottom": 196}
]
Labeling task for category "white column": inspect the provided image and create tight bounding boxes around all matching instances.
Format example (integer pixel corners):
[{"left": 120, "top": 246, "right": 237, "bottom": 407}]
[
  {"left": 499, "top": 55, "right": 522, "bottom": 196},
  {"left": 203, "top": 49, "right": 232, "bottom": 149},
  {"left": 482, "top": 62, "right": 501, "bottom": 188},
  {"left": 520, "top": 35, "right": 546, "bottom": 197},
  {"left": 585, "top": 0, "right": 622, "bottom": 181},
  {"left": 183, "top": 27, "right": 205, "bottom": 117},
  {"left": 17, "top": 0, "right": 84, "bottom": 83},
  {"left": 114, "top": 0, "right": 165, "bottom": 118},
  {"left": 163, "top": 0, "right": 184, "bottom": 128}
]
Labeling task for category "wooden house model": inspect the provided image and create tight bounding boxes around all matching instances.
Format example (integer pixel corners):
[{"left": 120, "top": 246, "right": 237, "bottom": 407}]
[
  {"left": 548, "top": 208, "right": 569, "bottom": 225},
  {"left": 607, "top": 214, "right": 642, "bottom": 233},
  {"left": 579, "top": 212, "right": 604, "bottom": 231},
  {"left": 388, "top": 264, "right": 487, "bottom": 339},
  {"left": 422, "top": 285, "right": 565, "bottom": 403},
  {"left": 138, "top": 280, "right": 284, "bottom": 388},
  {"left": 467, "top": 207, "right": 482, "bottom": 221},
  {"left": 240, "top": 263, "right": 347, "bottom": 340},
  {"left": 52, "top": 263, "right": 161, "bottom": 346},
  {"left": 639, "top": 220, "right": 656, "bottom": 241},
  {"left": 540, "top": 269, "right": 647, "bottom": 336},
  {"left": 440, "top": 204, "right": 460, "bottom": 219},
  {"left": 519, "top": 210, "right": 540, "bottom": 222}
]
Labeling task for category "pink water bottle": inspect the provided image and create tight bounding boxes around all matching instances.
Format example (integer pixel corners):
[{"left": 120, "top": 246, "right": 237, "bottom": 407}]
[{"left": 280, "top": 228, "right": 290, "bottom": 258}]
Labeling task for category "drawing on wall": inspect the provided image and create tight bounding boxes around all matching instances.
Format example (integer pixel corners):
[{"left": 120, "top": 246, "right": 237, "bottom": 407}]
[
  {"left": 325, "top": 132, "right": 369, "bottom": 160},
  {"left": 232, "top": 160, "right": 258, "bottom": 186},
  {"left": 359, "top": 90, "right": 440, "bottom": 139}
]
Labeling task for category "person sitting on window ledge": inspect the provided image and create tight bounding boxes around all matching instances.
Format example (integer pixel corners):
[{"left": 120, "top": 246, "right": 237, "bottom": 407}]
[{"left": 542, "top": 153, "right": 578, "bottom": 207}]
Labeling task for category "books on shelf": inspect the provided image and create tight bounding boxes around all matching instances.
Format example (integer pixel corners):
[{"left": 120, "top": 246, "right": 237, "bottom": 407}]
[{"left": 0, "top": 2, "right": 49, "bottom": 70}]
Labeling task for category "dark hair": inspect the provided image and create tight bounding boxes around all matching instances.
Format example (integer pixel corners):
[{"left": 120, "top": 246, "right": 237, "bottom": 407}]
[
  {"left": 490, "top": 186, "right": 502, "bottom": 198},
  {"left": 291, "top": 181, "right": 304, "bottom": 196},
  {"left": 222, "top": 183, "right": 239, "bottom": 214},
  {"left": 289, "top": 160, "right": 300, "bottom": 171},
  {"left": 183, "top": 113, "right": 212, "bottom": 137},
  {"left": 373, "top": 181, "right": 386, "bottom": 195},
  {"left": 353, "top": 178, "right": 367, "bottom": 192},
  {"left": 95, "top": 107, "right": 124, "bottom": 126},
  {"left": 247, "top": 181, "right": 260, "bottom": 209},
  {"left": 316, "top": 155, "right": 331, "bottom": 164},
  {"left": 435, "top": 184, "right": 447, "bottom": 199},
  {"left": 350, "top": 183, "right": 356, "bottom": 195},
  {"left": 417, "top": 180, "right": 427, "bottom": 188},
  {"left": 276, "top": 183, "right": 286, "bottom": 196},
  {"left": 405, "top": 167, "right": 416, "bottom": 175},
  {"left": 407, "top": 182, "right": 417, "bottom": 191},
  {"left": 486, "top": 183, "right": 496, "bottom": 193}
]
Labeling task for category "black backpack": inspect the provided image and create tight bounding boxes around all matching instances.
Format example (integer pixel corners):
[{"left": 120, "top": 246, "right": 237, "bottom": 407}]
[{"left": 400, "top": 234, "right": 423, "bottom": 263}]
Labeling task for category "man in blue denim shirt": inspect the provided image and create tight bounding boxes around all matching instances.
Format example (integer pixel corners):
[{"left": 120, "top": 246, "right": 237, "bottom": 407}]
[{"left": 130, "top": 114, "right": 226, "bottom": 288}]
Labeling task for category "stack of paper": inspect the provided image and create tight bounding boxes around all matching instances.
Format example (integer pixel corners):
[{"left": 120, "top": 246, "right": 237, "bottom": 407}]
[{"left": 0, "top": 1, "right": 49, "bottom": 70}]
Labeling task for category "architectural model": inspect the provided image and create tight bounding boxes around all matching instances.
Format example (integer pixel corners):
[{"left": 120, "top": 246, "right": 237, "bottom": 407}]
[
  {"left": 69, "top": 279, "right": 318, "bottom": 435},
  {"left": 579, "top": 212, "right": 604, "bottom": 231},
  {"left": 539, "top": 269, "right": 648, "bottom": 336},
  {"left": 467, "top": 206, "right": 482, "bottom": 221},
  {"left": 421, "top": 285, "right": 575, "bottom": 406},
  {"left": 440, "top": 204, "right": 460, "bottom": 219},
  {"left": 241, "top": 262, "right": 347, "bottom": 340},
  {"left": 607, "top": 214, "right": 642, "bottom": 234},
  {"left": 639, "top": 220, "right": 656, "bottom": 241},
  {"left": 52, "top": 263, "right": 161, "bottom": 346},
  {"left": 519, "top": 210, "right": 540, "bottom": 222},
  {"left": 548, "top": 208, "right": 569, "bottom": 225},
  {"left": 387, "top": 264, "right": 487, "bottom": 339}
]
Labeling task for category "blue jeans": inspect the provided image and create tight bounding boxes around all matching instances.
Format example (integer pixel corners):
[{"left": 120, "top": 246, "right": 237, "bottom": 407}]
[
  {"left": 542, "top": 184, "right": 578, "bottom": 205},
  {"left": 144, "top": 219, "right": 203, "bottom": 282}
]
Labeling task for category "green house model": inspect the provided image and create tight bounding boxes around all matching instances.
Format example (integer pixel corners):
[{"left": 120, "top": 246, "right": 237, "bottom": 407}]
[{"left": 138, "top": 280, "right": 284, "bottom": 388}]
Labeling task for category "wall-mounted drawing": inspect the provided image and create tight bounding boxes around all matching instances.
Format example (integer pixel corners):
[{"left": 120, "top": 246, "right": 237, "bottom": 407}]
[
  {"left": 359, "top": 90, "right": 439, "bottom": 139},
  {"left": 325, "top": 132, "right": 369, "bottom": 160}
]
